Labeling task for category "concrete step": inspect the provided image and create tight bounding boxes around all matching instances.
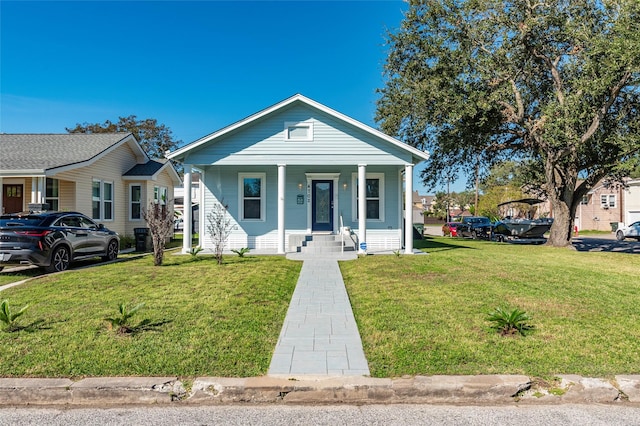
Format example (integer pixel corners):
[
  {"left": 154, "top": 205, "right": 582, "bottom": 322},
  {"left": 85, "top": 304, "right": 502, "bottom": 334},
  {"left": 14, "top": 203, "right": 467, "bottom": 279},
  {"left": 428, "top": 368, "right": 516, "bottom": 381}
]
[{"left": 295, "top": 234, "right": 357, "bottom": 254}]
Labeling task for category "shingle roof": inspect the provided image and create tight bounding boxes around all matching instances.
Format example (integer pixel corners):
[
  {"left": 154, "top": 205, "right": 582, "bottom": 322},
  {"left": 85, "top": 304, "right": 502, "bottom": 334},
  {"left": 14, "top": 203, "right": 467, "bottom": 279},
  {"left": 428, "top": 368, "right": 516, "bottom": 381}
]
[
  {"left": 123, "top": 160, "right": 166, "bottom": 177},
  {"left": 0, "top": 133, "right": 132, "bottom": 172}
]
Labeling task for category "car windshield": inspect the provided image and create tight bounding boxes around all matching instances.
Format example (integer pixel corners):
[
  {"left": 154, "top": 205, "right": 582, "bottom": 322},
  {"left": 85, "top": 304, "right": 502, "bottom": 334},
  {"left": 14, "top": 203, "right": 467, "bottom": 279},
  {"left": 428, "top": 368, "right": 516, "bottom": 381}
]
[
  {"left": 468, "top": 218, "right": 490, "bottom": 224},
  {"left": 0, "top": 217, "right": 44, "bottom": 227}
]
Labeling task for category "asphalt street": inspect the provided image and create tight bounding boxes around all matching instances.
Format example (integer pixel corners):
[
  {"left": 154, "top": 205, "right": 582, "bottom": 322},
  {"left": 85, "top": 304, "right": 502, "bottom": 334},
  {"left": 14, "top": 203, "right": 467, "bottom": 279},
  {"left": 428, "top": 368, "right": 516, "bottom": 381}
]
[
  {"left": 1, "top": 404, "right": 639, "bottom": 426},
  {"left": 572, "top": 235, "right": 640, "bottom": 254}
]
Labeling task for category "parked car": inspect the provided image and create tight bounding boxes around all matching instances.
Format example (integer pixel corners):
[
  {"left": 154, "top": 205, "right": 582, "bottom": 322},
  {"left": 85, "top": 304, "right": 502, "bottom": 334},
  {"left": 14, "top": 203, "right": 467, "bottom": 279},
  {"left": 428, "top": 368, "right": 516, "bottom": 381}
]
[
  {"left": 457, "top": 216, "right": 493, "bottom": 239},
  {"left": 0, "top": 211, "right": 119, "bottom": 273},
  {"left": 442, "top": 222, "right": 461, "bottom": 237},
  {"left": 616, "top": 221, "right": 640, "bottom": 241}
]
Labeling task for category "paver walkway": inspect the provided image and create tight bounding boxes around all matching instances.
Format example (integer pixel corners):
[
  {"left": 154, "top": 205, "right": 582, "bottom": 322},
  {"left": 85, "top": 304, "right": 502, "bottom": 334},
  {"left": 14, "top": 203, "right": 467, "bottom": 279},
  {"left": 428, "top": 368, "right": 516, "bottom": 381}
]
[{"left": 268, "top": 255, "right": 370, "bottom": 377}]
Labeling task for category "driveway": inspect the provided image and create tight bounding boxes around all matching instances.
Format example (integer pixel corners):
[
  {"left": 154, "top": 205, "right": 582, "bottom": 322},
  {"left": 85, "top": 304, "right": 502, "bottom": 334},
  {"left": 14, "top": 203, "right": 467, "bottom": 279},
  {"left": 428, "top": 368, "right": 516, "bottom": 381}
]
[{"left": 572, "top": 234, "right": 640, "bottom": 254}]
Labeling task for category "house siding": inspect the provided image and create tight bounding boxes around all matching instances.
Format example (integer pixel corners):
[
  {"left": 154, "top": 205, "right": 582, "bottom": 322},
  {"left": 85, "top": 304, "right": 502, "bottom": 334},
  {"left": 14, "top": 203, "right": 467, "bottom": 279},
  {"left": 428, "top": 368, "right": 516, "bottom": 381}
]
[
  {"left": 624, "top": 180, "right": 640, "bottom": 225},
  {"left": 184, "top": 105, "right": 415, "bottom": 166},
  {"left": 53, "top": 143, "right": 140, "bottom": 235},
  {"left": 200, "top": 164, "right": 403, "bottom": 252},
  {"left": 59, "top": 180, "right": 76, "bottom": 211},
  {"left": 575, "top": 184, "right": 624, "bottom": 231}
]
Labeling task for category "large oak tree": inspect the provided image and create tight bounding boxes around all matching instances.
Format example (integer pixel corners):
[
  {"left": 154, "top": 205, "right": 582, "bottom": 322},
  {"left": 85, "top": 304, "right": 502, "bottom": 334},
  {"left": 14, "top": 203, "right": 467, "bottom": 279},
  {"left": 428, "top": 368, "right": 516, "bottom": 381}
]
[
  {"left": 377, "top": 0, "right": 640, "bottom": 247},
  {"left": 67, "top": 115, "right": 181, "bottom": 160}
]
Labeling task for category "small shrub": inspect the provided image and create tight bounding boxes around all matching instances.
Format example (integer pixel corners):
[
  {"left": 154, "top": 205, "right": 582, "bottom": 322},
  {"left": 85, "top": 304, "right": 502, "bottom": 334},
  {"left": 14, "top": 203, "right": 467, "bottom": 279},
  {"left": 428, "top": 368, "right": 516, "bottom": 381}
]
[
  {"left": 119, "top": 235, "right": 136, "bottom": 250},
  {"left": 231, "top": 247, "right": 250, "bottom": 258},
  {"left": 207, "top": 200, "right": 235, "bottom": 265},
  {"left": 393, "top": 249, "right": 401, "bottom": 257},
  {"left": 189, "top": 246, "right": 203, "bottom": 257},
  {"left": 0, "top": 299, "right": 29, "bottom": 332},
  {"left": 486, "top": 305, "right": 534, "bottom": 336},
  {"left": 105, "top": 302, "right": 145, "bottom": 335}
]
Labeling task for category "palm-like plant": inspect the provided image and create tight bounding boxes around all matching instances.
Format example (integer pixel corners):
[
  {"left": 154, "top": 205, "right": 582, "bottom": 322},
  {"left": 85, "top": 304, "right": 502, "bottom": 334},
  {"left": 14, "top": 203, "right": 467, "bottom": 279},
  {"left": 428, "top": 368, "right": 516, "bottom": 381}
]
[
  {"left": 231, "top": 247, "right": 250, "bottom": 258},
  {"left": 486, "top": 306, "right": 534, "bottom": 336},
  {"left": 0, "top": 299, "right": 29, "bottom": 332},
  {"left": 104, "top": 302, "right": 145, "bottom": 334}
]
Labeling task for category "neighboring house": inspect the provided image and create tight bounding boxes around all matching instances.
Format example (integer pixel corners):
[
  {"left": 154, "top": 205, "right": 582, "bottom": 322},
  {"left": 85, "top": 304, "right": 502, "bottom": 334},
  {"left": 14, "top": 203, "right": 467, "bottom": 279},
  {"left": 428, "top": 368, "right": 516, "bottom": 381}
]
[
  {"left": 173, "top": 172, "right": 201, "bottom": 215},
  {"left": 0, "top": 133, "right": 181, "bottom": 237},
  {"left": 173, "top": 172, "right": 201, "bottom": 232},
  {"left": 575, "top": 180, "right": 625, "bottom": 231},
  {"left": 412, "top": 191, "right": 433, "bottom": 224},
  {"left": 167, "top": 94, "right": 430, "bottom": 254},
  {"left": 623, "top": 178, "right": 640, "bottom": 226}
]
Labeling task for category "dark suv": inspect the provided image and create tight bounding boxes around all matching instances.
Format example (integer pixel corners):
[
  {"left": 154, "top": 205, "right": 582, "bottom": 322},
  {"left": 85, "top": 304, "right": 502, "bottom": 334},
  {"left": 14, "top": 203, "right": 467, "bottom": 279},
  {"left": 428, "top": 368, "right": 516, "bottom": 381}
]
[
  {"left": 0, "top": 211, "right": 119, "bottom": 273},
  {"left": 457, "top": 216, "right": 493, "bottom": 239}
]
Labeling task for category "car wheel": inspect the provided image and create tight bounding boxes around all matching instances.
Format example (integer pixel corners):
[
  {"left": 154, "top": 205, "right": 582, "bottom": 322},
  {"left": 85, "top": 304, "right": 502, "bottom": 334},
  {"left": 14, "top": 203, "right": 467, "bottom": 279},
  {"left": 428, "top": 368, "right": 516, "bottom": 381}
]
[
  {"left": 471, "top": 230, "right": 478, "bottom": 239},
  {"left": 103, "top": 239, "right": 119, "bottom": 261},
  {"left": 616, "top": 230, "right": 625, "bottom": 241},
  {"left": 46, "top": 246, "right": 70, "bottom": 273}
]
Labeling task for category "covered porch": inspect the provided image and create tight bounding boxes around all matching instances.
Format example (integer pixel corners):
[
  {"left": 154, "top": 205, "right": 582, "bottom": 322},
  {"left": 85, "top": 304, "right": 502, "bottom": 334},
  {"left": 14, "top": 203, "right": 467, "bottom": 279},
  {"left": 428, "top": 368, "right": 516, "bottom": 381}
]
[{"left": 179, "top": 162, "right": 417, "bottom": 255}]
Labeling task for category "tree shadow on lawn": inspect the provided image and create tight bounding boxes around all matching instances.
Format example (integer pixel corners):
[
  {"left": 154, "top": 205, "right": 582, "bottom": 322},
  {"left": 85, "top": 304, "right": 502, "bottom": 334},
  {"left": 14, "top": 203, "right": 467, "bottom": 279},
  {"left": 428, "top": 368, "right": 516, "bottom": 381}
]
[
  {"left": 160, "top": 256, "right": 263, "bottom": 267},
  {"left": 5, "top": 319, "right": 51, "bottom": 333},
  {"left": 127, "top": 318, "right": 173, "bottom": 336},
  {"left": 414, "top": 236, "right": 477, "bottom": 253}
]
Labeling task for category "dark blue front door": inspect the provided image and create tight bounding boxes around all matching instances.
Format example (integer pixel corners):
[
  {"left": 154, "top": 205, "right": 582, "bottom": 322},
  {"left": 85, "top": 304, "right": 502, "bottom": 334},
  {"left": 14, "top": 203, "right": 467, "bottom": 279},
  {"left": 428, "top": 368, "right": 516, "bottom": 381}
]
[{"left": 312, "top": 180, "right": 333, "bottom": 232}]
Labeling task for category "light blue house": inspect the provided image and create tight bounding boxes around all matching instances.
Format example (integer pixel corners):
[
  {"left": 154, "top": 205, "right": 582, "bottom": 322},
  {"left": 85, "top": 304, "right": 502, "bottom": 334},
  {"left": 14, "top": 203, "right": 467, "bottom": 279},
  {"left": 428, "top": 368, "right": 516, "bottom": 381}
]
[{"left": 167, "top": 94, "right": 429, "bottom": 255}]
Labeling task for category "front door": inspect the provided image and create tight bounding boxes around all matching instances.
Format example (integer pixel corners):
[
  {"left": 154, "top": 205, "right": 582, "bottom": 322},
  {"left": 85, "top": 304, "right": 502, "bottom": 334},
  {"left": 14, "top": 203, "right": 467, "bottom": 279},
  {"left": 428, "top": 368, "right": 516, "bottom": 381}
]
[
  {"left": 312, "top": 180, "right": 333, "bottom": 232},
  {"left": 2, "top": 184, "right": 24, "bottom": 214}
]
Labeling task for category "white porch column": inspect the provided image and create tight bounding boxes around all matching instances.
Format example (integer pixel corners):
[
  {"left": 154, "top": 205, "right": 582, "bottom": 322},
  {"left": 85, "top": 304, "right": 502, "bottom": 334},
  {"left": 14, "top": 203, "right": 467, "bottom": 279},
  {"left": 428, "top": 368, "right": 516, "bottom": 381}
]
[
  {"left": 404, "top": 163, "right": 414, "bottom": 255},
  {"left": 358, "top": 164, "right": 367, "bottom": 254},
  {"left": 277, "top": 164, "right": 286, "bottom": 254},
  {"left": 31, "top": 177, "right": 45, "bottom": 205},
  {"left": 31, "top": 178, "right": 37, "bottom": 203},
  {"left": 182, "top": 164, "right": 193, "bottom": 254}
]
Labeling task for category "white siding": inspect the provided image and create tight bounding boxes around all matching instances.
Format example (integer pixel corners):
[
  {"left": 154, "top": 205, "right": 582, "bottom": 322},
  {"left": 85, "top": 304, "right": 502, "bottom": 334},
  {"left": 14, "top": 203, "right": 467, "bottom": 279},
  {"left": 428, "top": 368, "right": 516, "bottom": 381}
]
[{"left": 624, "top": 180, "right": 640, "bottom": 225}]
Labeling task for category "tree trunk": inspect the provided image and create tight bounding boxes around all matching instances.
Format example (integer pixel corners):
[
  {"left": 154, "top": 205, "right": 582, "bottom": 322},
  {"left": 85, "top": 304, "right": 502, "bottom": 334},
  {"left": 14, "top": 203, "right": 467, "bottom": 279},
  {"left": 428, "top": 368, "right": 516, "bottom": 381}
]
[
  {"left": 544, "top": 157, "right": 577, "bottom": 248},
  {"left": 153, "top": 236, "right": 164, "bottom": 266}
]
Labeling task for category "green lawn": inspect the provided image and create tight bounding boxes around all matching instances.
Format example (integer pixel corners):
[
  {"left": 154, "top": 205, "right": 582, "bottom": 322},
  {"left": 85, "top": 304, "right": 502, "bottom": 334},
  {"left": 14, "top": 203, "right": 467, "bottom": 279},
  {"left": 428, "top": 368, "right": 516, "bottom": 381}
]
[
  {"left": 340, "top": 237, "right": 640, "bottom": 379},
  {"left": 2, "top": 237, "right": 639, "bottom": 380},
  {"left": 0, "top": 254, "right": 300, "bottom": 378}
]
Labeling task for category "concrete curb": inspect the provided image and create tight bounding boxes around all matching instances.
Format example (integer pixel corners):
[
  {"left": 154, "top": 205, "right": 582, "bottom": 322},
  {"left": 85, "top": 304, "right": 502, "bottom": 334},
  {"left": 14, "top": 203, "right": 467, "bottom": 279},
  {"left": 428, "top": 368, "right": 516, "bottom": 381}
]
[{"left": 1, "top": 375, "right": 638, "bottom": 406}]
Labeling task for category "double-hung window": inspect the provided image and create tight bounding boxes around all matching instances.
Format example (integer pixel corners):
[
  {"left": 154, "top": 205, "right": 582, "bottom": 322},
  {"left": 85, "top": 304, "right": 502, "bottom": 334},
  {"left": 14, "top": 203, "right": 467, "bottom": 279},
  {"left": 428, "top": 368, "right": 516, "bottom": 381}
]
[
  {"left": 130, "top": 184, "right": 142, "bottom": 220},
  {"left": 601, "top": 194, "right": 616, "bottom": 209},
  {"left": 352, "top": 173, "right": 385, "bottom": 221},
  {"left": 153, "top": 186, "right": 168, "bottom": 205},
  {"left": 45, "top": 178, "right": 59, "bottom": 211},
  {"left": 92, "top": 179, "right": 113, "bottom": 221},
  {"left": 239, "top": 173, "right": 265, "bottom": 221}
]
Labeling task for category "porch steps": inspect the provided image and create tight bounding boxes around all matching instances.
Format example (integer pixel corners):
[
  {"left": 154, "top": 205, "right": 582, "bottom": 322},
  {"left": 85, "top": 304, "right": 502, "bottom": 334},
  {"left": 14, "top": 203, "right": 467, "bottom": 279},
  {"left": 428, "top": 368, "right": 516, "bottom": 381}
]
[{"left": 296, "top": 234, "right": 356, "bottom": 254}]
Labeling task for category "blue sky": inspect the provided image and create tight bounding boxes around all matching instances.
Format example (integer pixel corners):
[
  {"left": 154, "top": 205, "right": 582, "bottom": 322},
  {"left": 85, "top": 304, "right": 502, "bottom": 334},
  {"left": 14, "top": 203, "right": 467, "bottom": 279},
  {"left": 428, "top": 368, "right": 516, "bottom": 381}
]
[{"left": 0, "top": 0, "right": 464, "bottom": 193}]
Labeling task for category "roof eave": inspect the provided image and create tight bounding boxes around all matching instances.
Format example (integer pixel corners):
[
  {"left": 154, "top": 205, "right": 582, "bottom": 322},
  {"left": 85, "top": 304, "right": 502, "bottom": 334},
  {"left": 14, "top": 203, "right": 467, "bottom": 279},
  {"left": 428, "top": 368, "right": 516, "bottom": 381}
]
[
  {"left": 0, "top": 169, "right": 47, "bottom": 177},
  {"left": 167, "top": 94, "right": 431, "bottom": 163}
]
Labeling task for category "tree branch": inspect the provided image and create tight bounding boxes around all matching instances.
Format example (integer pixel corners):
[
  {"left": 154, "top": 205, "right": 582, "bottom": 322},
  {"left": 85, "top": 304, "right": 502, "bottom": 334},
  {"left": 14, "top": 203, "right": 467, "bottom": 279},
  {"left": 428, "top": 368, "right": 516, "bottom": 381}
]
[
  {"left": 581, "top": 70, "right": 632, "bottom": 144},
  {"left": 510, "top": 79, "right": 525, "bottom": 122}
]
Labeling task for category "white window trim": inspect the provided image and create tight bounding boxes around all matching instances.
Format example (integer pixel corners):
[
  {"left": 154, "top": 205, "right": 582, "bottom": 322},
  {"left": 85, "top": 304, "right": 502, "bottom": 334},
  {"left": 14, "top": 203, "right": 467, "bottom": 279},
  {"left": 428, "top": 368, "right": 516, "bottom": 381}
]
[
  {"left": 92, "top": 179, "right": 114, "bottom": 221},
  {"left": 239, "top": 173, "right": 266, "bottom": 221},
  {"left": 351, "top": 172, "right": 385, "bottom": 222},
  {"left": 45, "top": 178, "right": 59, "bottom": 211},
  {"left": 601, "top": 194, "right": 616, "bottom": 209},
  {"left": 284, "top": 121, "right": 314, "bottom": 142},
  {"left": 103, "top": 181, "right": 114, "bottom": 221},
  {"left": 129, "top": 184, "right": 142, "bottom": 221},
  {"left": 160, "top": 186, "right": 168, "bottom": 205}
]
